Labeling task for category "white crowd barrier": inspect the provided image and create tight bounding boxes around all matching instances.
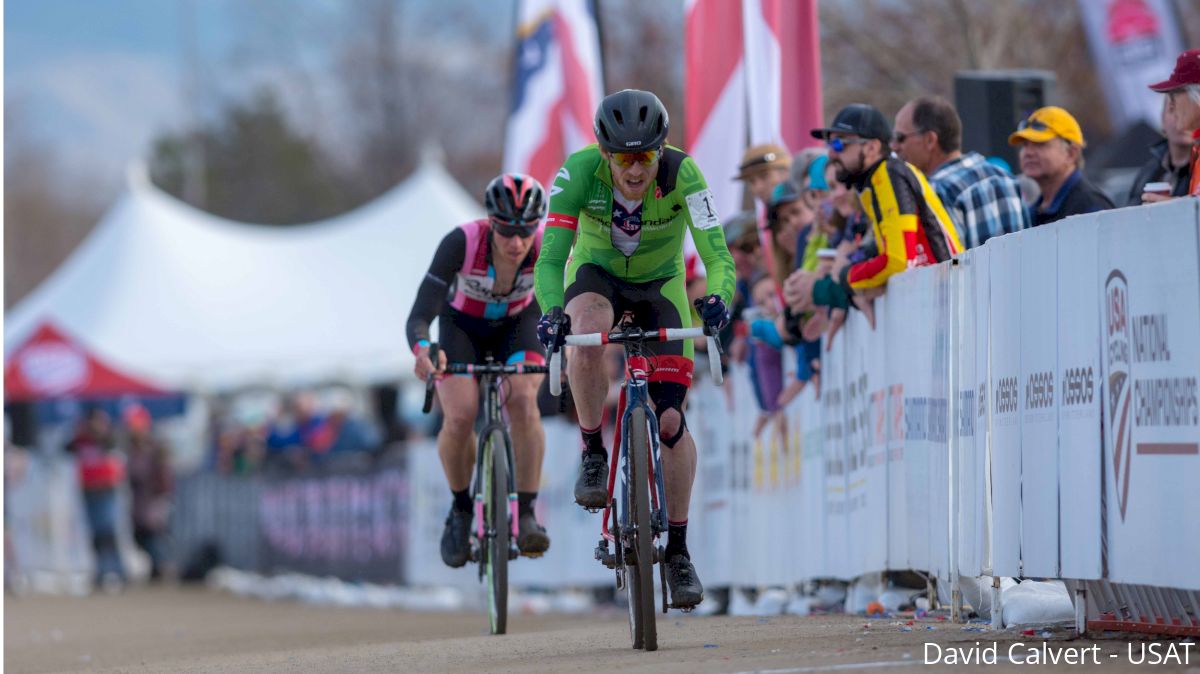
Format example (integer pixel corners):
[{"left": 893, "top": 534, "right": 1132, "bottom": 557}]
[{"left": 408, "top": 199, "right": 1200, "bottom": 610}]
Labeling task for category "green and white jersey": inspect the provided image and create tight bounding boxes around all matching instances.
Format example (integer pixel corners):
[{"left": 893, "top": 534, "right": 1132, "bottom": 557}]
[{"left": 533, "top": 143, "right": 735, "bottom": 311}]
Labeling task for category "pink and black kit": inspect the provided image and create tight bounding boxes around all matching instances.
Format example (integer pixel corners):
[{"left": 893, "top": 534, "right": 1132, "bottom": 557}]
[{"left": 407, "top": 219, "right": 545, "bottom": 366}]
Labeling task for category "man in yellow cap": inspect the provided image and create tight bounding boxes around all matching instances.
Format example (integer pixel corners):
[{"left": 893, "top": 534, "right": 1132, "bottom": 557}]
[{"left": 1009, "top": 106, "right": 1114, "bottom": 226}]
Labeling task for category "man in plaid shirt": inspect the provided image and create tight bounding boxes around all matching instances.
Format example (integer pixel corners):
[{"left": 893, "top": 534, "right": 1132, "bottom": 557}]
[{"left": 891, "top": 96, "right": 1030, "bottom": 248}]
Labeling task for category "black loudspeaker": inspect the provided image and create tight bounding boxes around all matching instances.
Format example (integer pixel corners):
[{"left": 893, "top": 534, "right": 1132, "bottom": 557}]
[{"left": 954, "top": 70, "right": 1056, "bottom": 171}]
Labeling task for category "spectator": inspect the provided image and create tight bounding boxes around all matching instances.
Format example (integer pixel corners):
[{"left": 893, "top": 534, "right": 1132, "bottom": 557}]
[
  {"left": 736, "top": 143, "right": 793, "bottom": 205},
  {"left": 1008, "top": 106, "right": 1114, "bottom": 225},
  {"left": 892, "top": 96, "right": 1029, "bottom": 248},
  {"left": 724, "top": 211, "right": 763, "bottom": 365},
  {"left": 265, "top": 392, "right": 327, "bottom": 471},
  {"left": 1148, "top": 48, "right": 1200, "bottom": 199},
  {"left": 737, "top": 143, "right": 794, "bottom": 285},
  {"left": 744, "top": 274, "right": 787, "bottom": 440},
  {"left": 764, "top": 181, "right": 814, "bottom": 287},
  {"left": 790, "top": 147, "right": 828, "bottom": 193},
  {"left": 1126, "top": 96, "right": 1196, "bottom": 205},
  {"left": 801, "top": 154, "right": 831, "bottom": 212},
  {"left": 796, "top": 104, "right": 962, "bottom": 312},
  {"left": 66, "top": 407, "right": 127, "bottom": 590},
  {"left": 122, "top": 404, "right": 173, "bottom": 580}
]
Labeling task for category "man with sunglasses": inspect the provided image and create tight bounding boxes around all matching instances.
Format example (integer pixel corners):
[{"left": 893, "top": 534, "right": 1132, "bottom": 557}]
[
  {"left": 407, "top": 173, "right": 551, "bottom": 568},
  {"left": 891, "top": 96, "right": 1029, "bottom": 249},
  {"left": 533, "top": 89, "right": 736, "bottom": 608},
  {"left": 1008, "top": 106, "right": 1114, "bottom": 226},
  {"left": 800, "top": 104, "right": 962, "bottom": 312}
]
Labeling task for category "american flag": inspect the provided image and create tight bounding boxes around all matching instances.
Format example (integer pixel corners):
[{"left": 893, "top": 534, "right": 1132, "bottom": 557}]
[{"left": 502, "top": 0, "right": 604, "bottom": 193}]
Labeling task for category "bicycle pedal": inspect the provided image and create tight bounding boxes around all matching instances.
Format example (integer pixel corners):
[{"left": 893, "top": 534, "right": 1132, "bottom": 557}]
[
  {"left": 583, "top": 506, "right": 603, "bottom": 514},
  {"left": 669, "top": 603, "right": 698, "bottom": 613}
]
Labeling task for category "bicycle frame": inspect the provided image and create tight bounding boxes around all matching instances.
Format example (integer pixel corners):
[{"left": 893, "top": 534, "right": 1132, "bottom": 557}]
[
  {"left": 471, "top": 370, "right": 519, "bottom": 545},
  {"left": 603, "top": 346, "right": 669, "bottom": 545}
]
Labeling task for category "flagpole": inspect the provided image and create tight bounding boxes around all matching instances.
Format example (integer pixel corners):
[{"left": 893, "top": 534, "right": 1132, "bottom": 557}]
[{"left": 591, "top": 0, "right": 609, "bottom": 94}]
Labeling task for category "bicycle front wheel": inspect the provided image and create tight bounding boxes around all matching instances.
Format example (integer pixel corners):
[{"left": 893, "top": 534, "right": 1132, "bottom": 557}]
[
  {"left": 625, "top": 407, "right": 658, "bottom": 651},
  {"left": 485, "top": 429, "right": 510, "bottom": 635}
]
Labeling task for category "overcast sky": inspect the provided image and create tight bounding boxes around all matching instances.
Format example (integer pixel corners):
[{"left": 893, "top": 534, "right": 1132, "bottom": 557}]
[{"left": 5, "top": 0, "right": 509, "bottom": 188}]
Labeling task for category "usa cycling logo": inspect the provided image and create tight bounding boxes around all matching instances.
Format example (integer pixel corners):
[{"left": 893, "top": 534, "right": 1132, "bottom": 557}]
[{"left": 1104, "top": 270, "right": 1134, "bottom": 521}]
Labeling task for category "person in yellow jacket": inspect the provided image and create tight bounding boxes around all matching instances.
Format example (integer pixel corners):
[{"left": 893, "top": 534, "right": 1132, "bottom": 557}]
[{"left": 798, "top": 104, "right": 962, "bottom": 311}]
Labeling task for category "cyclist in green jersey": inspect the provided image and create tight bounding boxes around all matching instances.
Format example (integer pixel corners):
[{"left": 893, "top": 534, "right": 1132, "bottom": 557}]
[{"left": 533, "top": 89, "right": 735, "bottom": 607}]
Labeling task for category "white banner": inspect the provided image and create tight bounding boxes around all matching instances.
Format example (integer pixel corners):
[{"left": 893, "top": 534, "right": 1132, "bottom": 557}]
[
  {"left": 988, "top": 234, "right": 1022, "bottom": 578},
  {"left": 974, "top": 246, "right": 993, "bottom": 576},
  {"left": 822, "top": 324, "right": 850, "bottom": 579},
  {"left": 884, "top": 273, "right": 911, "bottom": 571},
  {"left": 1019, "top": 225, "right": 1061, "bottom": 578},
  {"left": 954, "top": 252, "right": 984, "bottom": 577},
  {"left": 930, "top": 264, "right": 952, "bottom": 581},
  {"left": 1099, "top": 199, "right": 1200, "bottom": 590},
  {"left": 1078, "top": 0, "right": 1185, "bottom": 130},
  {"left": 1057, "top": 218, "right": 1103, "bottom": 581}
]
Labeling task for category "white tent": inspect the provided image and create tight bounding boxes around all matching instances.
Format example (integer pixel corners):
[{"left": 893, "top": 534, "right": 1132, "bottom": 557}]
[{"left": 4, "top": 159, "right": 483, "bottom": 390}]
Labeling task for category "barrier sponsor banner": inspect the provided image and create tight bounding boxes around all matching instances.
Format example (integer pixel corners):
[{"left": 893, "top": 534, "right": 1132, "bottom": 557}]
[
  {"left": 974, "top": 245, "right": 993, "bottom": 575},
  {"left": 690, "top": 370, "right": 739, "bottom": 587},
  {"left": 1019, "top": 225, "right": 1061, "bottom": 578},
  {"left": 930, "top": 264, "right": 952, "bottom": 580},
  {"left": 883, "top": 273, "right": 909, "bottom": 570},
  {"left": 954, "top": 252, "right": 984, "bottom": 577},
  {"left": 797, "top": 385, "right": 825, "bottom": 580},
  {"left": 258, "top": 469, "right": 407, "bottom": 583},
  {"left": 1099, "top": 200, "right": 1200, "bottom": 590},
  {"left": 1057, "top": 218, "right": 1103, "bottom": 581},
  {"left": 822, "top": 324, "right": 850, "bottom": 578},
  {"left": 895, "top": 267, "right": 935, "bottom": 572},
  {"left": 988, "top": 234, "right": 1022, "bottom": 577}
]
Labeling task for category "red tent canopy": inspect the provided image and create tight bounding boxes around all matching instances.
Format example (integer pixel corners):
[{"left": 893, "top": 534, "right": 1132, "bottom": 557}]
[{"left": 4, "top": 321, "right": 167, "bottom": 402}]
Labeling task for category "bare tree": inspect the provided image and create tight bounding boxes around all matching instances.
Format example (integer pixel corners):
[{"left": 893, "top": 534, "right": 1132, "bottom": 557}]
[
  {"left": 820, "top": 0, "right": 1111, "bottom": 138},
  {"left": 4, "top": 104, "right": 106, "bottom": 308}
]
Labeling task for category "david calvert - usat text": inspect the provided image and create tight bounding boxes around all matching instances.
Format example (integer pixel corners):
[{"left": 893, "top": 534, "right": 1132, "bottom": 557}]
[{"left": 925, "top": 641, "right": 1194, "bottom": 666}]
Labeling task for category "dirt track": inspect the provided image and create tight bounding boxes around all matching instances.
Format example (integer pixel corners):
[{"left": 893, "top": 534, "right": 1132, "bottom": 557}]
[{"left": 5, "top": 587, "right": 1197, "bottom": 673}]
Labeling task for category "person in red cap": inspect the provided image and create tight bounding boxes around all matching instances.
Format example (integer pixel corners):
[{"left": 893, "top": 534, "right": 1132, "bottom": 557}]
[{"left": 1149, "top": 49, "right": 1200, "bottom": 197}]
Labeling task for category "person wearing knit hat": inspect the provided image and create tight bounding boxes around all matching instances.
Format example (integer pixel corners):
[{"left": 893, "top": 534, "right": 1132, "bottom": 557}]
[
  {"left": 1009, "top": 106, "right": 1114, "bottom": 226},
  {"left": 1149, "top": 48, "right": 1200, "bottom": 197}
]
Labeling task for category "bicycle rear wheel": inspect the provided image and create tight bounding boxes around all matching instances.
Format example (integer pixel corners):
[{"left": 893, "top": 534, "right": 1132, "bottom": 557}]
[
  {"left": 485, "top": 429, "right": 509, "bottom": 635},
  {"left": 625, "top": 407, "right": 658, "bottom": 651}
]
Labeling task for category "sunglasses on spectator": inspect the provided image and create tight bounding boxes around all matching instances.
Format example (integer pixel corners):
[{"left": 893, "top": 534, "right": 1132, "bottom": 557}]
[
  {"left": 611, "top": 149, "right": 660, "bottom": 168},
  {"left": 734, "top": 241, "right": 758, "bottom": 253},
  {"left": 891, "top": 129, "right": 923, "bottom": 144},
  {"left": 1017, "top": 118, "right": 1050, "bottom": 132},
  {"left": 825, "top": 137, "right": 866, "bottom": 153}
]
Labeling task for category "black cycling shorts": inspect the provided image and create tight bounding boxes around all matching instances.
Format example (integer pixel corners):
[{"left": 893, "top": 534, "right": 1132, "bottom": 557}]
[
  {"left": 438, "top": 303, "right": 545, "bottom": 367},
  {"left": 563, "top": 262, "right": 694, "bottom": 387}
]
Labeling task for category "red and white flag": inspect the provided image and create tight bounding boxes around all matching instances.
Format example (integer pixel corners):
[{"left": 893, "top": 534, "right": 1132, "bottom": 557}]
[
  {"left": 502, "top": 0, "right": 604, "bottom": 192},
  {"left": 743, "top": 0, "right": 823, "bottom": 153},
  {"left": 685, "top": 0, "right": 747, "bottom": 222},
  {"left": 685, "top": 0, "right": 823, "bottom": 221}
]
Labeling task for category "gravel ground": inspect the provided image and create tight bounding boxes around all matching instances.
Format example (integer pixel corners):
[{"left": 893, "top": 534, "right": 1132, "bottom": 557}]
[{"left": 5, "top": 586, "right": 1197, "bottom": 673}]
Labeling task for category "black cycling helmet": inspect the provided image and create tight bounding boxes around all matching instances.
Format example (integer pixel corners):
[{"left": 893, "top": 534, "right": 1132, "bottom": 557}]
[
  {"left": 593, "top": 89, "right": 669, "bottom": 153},
  {"left": 484, "top": 173, "right": 547, "bottom": 237}
]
